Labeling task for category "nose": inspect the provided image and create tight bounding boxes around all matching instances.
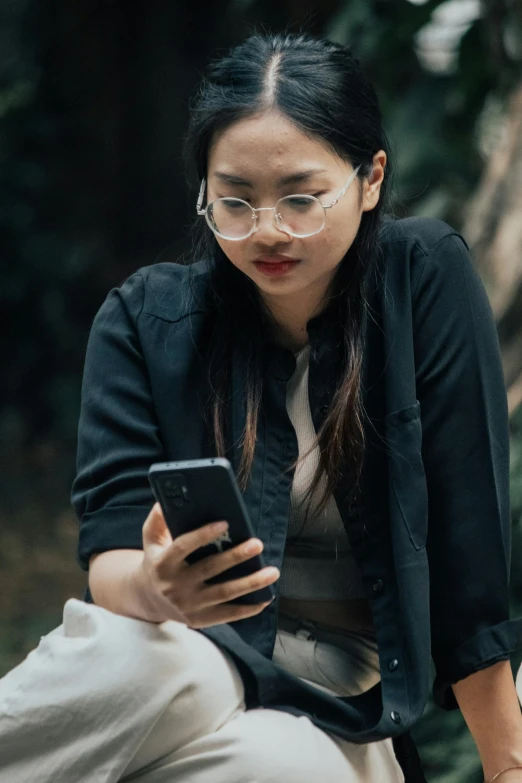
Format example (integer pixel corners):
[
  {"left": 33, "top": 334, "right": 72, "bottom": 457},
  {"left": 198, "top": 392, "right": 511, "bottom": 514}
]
[{"left": 252, "top": 207, "right": 292, "bottom": 242}]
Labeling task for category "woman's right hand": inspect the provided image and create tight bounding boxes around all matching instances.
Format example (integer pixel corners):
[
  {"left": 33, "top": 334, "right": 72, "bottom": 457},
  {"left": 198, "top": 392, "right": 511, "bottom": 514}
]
[{"left": 138, "top": 502, "right": 280, "bottom": 628}]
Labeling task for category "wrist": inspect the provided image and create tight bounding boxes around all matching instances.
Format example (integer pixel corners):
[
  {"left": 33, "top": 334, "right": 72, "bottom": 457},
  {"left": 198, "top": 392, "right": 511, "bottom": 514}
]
[
  {"left": 129, "top": 556, "right": 170, "bottom": 623},
  {"left": 484, "top": 762, "right": 522, "bottom": 783}
]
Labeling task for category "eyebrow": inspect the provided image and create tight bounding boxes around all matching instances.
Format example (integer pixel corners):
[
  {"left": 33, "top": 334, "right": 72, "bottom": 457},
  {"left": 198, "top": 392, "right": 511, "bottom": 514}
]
[{"left": 213, "top": 169, "right": 329, "bottom": 187}]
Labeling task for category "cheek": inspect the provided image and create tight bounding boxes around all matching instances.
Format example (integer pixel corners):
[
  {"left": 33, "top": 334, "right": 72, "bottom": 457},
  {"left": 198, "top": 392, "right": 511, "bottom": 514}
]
[
  {"left": 215, "top": 238, "right": 247, "bottom": 269},
  {"left": 311, "top": 218, "right": 358, "bottom": 267}
]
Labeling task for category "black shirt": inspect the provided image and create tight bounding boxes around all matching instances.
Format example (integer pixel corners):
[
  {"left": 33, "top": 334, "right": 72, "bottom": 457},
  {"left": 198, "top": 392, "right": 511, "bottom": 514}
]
[{"left": 71, "top": 217, "right": 522, "bottom": 782}]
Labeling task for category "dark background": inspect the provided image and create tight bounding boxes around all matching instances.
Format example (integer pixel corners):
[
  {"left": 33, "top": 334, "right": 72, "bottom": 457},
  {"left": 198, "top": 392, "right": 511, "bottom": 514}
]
[{"left": 1, "top": 1, "right": 522, "bottom": 780}]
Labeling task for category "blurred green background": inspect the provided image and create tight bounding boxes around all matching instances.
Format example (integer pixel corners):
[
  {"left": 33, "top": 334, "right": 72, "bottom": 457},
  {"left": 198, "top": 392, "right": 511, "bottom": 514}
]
[{"left": 1, "top": 1, "right": 522, "bottom": 780}]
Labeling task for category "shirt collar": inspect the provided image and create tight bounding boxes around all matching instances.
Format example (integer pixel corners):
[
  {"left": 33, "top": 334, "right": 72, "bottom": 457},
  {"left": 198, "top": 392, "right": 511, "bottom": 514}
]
[
  {"left": 260, "top": 301, "right": 341, "bottom": 381},
  {"left": 261, "top": 298, "right": 339, "bottom": 350}
]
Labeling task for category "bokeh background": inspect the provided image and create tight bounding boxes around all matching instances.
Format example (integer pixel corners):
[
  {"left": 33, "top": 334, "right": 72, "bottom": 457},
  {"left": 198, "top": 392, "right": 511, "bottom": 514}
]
[{"left": 1, "top": 1, "right": 522, "bottom": 780}]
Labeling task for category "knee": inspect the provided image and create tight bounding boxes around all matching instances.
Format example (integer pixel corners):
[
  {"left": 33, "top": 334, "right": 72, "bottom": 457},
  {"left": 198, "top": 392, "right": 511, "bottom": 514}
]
[
  {"left": 60, "top": 598, "right": 244, "bottom": 714},
  {"left": 57, "top": 598, "right": 197, "bottom": 686},
  {"left": 228, "top": 710, "right": 328, "bottom": 783}
]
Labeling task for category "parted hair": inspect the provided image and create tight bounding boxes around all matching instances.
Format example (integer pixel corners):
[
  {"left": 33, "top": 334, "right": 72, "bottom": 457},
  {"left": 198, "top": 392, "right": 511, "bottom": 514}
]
[{"left": 183, "top": 31, "right": 392, "bottom": 521}]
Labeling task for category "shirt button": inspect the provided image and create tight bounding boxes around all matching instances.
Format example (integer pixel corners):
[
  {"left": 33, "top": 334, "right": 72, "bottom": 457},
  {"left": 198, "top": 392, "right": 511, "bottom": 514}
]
[
  {"left": 388, "top": 659, "right": 399, "bottom": 672},
  {"left": 390, "top": 710, "right": 401, "bottom": 724},
  {"left": 372, "top": 579, "right": 384, "bottom": 593}
]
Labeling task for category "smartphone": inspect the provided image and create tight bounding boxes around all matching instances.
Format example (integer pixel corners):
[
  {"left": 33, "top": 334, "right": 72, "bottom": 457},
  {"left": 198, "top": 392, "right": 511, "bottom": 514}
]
[{"left": 148, "top": 457, "right": 275, "bottom": 605}]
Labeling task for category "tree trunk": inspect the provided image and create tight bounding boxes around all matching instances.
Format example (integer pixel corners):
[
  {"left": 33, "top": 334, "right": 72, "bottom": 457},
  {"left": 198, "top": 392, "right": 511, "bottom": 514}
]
[{"left": 462, "top": 82, "right": 522, "bottom": 415}]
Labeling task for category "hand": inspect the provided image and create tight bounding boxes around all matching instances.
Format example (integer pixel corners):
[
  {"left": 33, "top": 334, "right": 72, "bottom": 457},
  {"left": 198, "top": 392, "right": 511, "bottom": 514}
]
[{"left": 139, "top": 502, "right": 279, "bottom": 628}]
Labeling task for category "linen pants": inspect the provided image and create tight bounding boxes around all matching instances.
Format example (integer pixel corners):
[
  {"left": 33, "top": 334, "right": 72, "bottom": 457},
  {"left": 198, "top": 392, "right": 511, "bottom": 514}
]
[{"left": 0, "top": 598, "right": 405, "bottom": 783}]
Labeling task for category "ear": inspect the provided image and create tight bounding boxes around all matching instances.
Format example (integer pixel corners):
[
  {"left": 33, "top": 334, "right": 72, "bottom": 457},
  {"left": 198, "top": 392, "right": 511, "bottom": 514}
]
[{"left": 362, "top": 150, "right": 387, "bottom": 212}]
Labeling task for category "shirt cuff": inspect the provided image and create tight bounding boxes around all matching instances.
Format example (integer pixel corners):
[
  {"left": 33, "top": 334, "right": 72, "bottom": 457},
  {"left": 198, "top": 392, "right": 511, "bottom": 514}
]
[
  {"left": 433, "top": 617, "right": 522, "bottom": 710},
  {"left": 77, "top": 505, "right": 149, "bottom": 571}
]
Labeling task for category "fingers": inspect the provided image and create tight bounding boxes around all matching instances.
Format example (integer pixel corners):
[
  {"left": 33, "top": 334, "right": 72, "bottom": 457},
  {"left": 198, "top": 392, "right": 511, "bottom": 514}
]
[
  {"left": 144, "top": 506, "right": 228, "bottom": 565},
  {"left": 191, "top": 537, "right": 264, "bottom": 582},
  {"left": 164, "top": 519, "right": 230, "bottom": 565},
  {"left": 141, "top": 507, "right": 278, "bottom": 627},
  {"left": 196, "top": 566, "right": 280, "bottom": 609}
]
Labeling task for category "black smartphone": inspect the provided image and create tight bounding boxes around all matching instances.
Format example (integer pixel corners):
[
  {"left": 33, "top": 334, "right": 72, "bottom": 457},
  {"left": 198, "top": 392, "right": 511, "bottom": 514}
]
[{"left": 148, "top": 457, "right": 275, "bottom": 605}]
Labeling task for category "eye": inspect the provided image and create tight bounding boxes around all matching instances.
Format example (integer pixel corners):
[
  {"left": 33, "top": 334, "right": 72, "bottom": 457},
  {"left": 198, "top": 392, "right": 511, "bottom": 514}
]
[
  {"left": 285, "top": 196, "right": 314, "bottom": 207},
  {"left": 217, "top": 198, "right": 252, "bottom": 215},
  {"left": 217, "top": 194, "right": 251, "bottom": 203},
  {"left": 225, "top": 199, "right": 248, "bottom": 208}
]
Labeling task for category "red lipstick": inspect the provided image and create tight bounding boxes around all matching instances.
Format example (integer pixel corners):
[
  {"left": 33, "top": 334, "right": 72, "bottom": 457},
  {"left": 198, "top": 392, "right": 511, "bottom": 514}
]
[{"left": 253, "top": 255, "right": 301, "bottom": 277}]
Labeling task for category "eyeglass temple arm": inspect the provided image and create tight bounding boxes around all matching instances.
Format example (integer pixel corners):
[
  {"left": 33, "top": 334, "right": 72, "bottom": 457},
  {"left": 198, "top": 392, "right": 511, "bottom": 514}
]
[
  {"left": 324, "top": 164, "right": 362, "bottom": 208},
  {"left": 196, "top": 178, "right": 207, "bottom": 215}
]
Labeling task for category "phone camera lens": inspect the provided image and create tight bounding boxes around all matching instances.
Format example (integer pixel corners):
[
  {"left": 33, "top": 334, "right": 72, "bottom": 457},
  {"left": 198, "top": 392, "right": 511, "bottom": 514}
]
[
  {"left": 164, "top": 479, "right": 191, "bottom": 503},
  {"left": 165, "top": 481, "right": 182, "bottom": 499}
]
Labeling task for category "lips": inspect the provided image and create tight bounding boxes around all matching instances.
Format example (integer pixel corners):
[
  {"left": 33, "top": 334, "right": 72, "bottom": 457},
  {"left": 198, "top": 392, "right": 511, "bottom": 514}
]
[{"left": 253, "top": 255, "right": 301, "bottom": 264}]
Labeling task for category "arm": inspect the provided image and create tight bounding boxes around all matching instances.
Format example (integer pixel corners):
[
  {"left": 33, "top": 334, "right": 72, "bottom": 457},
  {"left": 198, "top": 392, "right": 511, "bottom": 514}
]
[
  {"left": 412, "top": 232, "right": 522, "bottom": 752},
  {"left": 71, "top": 270, "right": 164, "bottom": 587},
  {"left": 452, "top": 661, "right": 522, "bottom": 781},
  {"left": 73, "top": 271, "right": 278, "bottom": 626}
]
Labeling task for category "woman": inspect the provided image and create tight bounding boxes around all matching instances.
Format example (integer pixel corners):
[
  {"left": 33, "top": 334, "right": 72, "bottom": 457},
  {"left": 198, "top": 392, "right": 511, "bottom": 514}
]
[{"left": 1, "top": 31, "right": 522, "bottom": 783}]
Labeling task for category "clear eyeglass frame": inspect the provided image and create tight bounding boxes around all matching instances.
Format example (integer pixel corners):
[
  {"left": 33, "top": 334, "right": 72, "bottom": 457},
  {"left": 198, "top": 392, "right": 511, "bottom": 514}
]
[{"left": 196, "top": 164, "right": 361, "bottom": 241}]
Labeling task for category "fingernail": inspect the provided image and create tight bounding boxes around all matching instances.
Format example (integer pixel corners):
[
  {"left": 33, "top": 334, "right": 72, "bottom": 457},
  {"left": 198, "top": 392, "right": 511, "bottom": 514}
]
[
  {"left": 212, "top": 521, "right": 228, "bottom": 532},
  {"left": 244, "top": 539, "right": 262, "bottom": 554}
]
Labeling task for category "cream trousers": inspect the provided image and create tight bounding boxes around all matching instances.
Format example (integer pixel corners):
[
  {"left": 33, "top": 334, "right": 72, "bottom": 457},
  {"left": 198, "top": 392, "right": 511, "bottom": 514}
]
[{"left": 0, "top": 598, "right": 405, "bottom": 783}]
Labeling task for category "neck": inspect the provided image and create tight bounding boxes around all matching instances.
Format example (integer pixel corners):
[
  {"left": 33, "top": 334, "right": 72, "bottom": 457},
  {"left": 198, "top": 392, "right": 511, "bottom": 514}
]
[
  {"left": 260, "top": 284, "right": 329, "bottom": 353},
  {"left": 263, "top": 306, "right": 311, "bottom": 353}
]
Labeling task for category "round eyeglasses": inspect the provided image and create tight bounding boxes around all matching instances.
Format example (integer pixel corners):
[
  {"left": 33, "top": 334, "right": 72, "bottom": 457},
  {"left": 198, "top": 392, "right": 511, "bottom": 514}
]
[{"left": 196, "top": 165, "right": 361, "bottom": 241}]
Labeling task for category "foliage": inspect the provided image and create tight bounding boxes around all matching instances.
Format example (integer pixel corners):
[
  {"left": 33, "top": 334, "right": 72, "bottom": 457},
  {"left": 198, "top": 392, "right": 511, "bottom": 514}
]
[{"left": 1, "top": 2, "right": 522, "bottom": 781}]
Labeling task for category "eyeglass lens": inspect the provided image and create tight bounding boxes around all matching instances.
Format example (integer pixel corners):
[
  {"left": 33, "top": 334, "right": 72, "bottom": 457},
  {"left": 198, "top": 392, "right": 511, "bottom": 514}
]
[{"left": 207, "top": 195, "right": 325, "bottom": 239}]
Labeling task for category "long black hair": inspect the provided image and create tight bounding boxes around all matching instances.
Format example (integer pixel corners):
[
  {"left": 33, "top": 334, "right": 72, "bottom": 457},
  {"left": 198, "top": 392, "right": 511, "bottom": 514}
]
[{"left": 183, "top": 31, "right": 392, "bottom": 519}]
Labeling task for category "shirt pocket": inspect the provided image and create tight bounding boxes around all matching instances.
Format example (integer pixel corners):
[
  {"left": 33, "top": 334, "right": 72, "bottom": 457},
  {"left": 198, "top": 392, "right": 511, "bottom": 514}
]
[{"left": 384, "top": 400, "right": 428, "bottom": 551}]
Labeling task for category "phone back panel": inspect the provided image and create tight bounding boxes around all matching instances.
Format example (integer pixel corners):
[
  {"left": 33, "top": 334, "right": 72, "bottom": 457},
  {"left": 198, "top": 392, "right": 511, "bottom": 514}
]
[
  {"left": 148, "top": 458, "right": 274, "bottom": 604},
  {"left": 149, "top": 457, "right": 254, "bottom": 541}
]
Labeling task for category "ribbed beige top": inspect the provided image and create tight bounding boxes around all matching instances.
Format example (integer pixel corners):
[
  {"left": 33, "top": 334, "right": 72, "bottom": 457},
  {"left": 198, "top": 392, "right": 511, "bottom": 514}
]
[{"left": 279, "top": 344, "right": 367, "bottom": 600}]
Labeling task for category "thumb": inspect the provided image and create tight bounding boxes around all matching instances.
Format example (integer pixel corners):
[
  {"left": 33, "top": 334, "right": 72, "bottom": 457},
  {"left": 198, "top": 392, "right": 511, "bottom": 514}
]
[{"left": 142, "top": 502, "right": 173, "bottom": 554}]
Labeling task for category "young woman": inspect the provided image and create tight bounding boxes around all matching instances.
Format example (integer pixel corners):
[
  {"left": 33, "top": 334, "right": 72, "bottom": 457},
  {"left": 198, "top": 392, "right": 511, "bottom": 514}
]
[{"left": 1, "top": 31, "right": 522, "bottom": 783}]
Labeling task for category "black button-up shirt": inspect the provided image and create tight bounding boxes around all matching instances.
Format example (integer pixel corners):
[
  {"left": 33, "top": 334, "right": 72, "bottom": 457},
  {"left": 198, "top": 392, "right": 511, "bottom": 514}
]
[{"left": 72, "top": 217, "right": 522, "bottom": 782}]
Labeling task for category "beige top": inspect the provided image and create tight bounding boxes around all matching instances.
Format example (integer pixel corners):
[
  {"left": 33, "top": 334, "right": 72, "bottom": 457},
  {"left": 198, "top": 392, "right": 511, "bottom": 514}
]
[{"left": 278, "top": 344, "right": 368, "bottom": 601}]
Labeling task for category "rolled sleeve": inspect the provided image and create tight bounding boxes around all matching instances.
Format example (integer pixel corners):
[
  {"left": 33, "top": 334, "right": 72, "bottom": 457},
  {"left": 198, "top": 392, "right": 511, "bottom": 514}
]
[
  {"left": 413, "top": 232, "right": 522, "bottom": 710},
  {"left": 71, "top": 271, "right": 163, "bottom": 572}
]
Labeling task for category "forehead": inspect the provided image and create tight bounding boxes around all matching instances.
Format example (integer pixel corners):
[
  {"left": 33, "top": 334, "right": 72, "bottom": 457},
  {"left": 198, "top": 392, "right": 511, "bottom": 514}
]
[{"left": 207, "top": 111, "right": 342, "bottom": 179}]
